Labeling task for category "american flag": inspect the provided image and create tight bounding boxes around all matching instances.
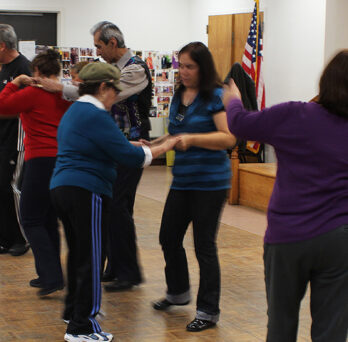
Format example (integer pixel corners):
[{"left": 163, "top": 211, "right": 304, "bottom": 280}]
[
  {"left": 242, "top": 2, "right": 265, "bottom": 110},
  {"left": 242, "top": 1, "right": 265, "bottom": 153}
]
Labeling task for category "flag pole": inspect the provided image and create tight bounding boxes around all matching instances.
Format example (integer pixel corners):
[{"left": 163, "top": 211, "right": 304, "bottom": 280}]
[{"left": 254, "top": 0, "right": 259, "bottom": 84}]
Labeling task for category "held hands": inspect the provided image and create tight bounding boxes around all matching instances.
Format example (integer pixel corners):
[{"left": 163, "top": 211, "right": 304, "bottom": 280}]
[
  {"left": 222, "top": 79, "right": 242, "bottom": 108},
  {"left": 160, "top": 136, "right": 181, "bottom": 152},
  {"left": 139, "top": 135, "right": 192, "bottom": 152},
  {"left": 174, "top": 134, "right": 192, "bottom": 151},
  {"left": 138, "top": 139, "right": 152, "bottom": 147}
]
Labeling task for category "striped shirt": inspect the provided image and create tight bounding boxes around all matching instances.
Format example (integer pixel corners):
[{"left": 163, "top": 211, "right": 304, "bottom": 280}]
[{"left": 168, "top": 88, "right": 230, "bottom": 191}]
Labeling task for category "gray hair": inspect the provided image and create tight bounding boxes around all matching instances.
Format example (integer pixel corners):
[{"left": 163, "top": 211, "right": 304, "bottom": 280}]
[
  {"left": 0, "top": 24, "right": 17, "bottom": 50},
  {"left": 90, "top": 21, "right": 125, "bottom": 48}
]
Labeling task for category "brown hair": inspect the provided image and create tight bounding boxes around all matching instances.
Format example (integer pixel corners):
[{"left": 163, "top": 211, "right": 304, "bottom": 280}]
[
  {"left": 31, "top": 49, "right": 61, "bottom": 77},
  {"left": 177, "top": 42, "right": 222, "bottom": 101},
  {"left": 317, "top": 50, "right": 348, "bottom": 118}
]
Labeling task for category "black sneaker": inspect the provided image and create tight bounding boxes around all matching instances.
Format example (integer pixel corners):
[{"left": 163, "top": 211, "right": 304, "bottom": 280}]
[
  {"left": 9, "top": 243, "right": 30, "bottom": 256},
  {"left": 29, "top": 278, "right": 43, "bottom": 288},
  {"left": 186, "top": 318, "right": 216, "bottom": 332},
  {"left": 104, "top": 279, "right": 139, "bottom": 292},
  {"left": 37, "top": 283, "right": 64, "bottom": 296},
  {"left": 152, "top": 298, "right": 190, "bottom": 311}
]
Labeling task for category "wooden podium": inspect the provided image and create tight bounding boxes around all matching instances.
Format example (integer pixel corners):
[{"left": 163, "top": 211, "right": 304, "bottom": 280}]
[{"left": 229, "top": 149, "right": 276, "bottom": 212}]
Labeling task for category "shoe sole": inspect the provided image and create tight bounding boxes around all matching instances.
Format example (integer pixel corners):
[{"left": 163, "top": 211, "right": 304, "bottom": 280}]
[
  {"left": 9, "top": 245, "right": 30, "bottom": 256},
  {"left": 153, "top": 300, "right": 190, "bottom": 311},
  {"left": 186, "top": 322, "right": 216, "bottom": 332},
  {"left": 64, "top": 332, "right": 113, "bottom": 341},
  {"left": 38, "top": 285, "right": 64, "bottom": 296}
]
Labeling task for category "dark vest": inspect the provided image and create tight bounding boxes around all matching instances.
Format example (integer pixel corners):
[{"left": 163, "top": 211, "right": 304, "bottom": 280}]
[{"left": 112, "top": 56, "right": 152, "bottom": 140}]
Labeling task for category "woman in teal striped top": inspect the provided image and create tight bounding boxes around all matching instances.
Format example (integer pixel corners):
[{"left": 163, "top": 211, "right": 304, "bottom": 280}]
[{"left": 148, "top": 42, "right": 236, "bottom": 332}]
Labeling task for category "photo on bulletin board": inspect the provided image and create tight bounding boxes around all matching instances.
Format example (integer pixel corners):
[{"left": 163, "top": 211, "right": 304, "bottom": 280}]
[
  {"left": 62, "top": 50, "right": 70, "bottom": 60},
  {"left": 86, "top": 48, "right": 94, "bottom": 57},
  {"left": 70, "top": 47, "right": 79, "bottom": 65},
  {"left": 157, "top": 96, "right": 170, "bottom": 105},
  {"left": 162, "top": 86, "right": 173, "bottom": 96},
  {"left": 157, "top": 103, "right": 169, "bottom": 117},
  {"left": 172, "top": 51, "right": 179, "bottom": 69},
  {"left": 62, "top": 61, "right": 70, "bottom": 70},
  {"left": 144, "top": 51, "right": 154, "bottom": 69},
  {"left": 149, "top": 106, "right": 157, "bottom": 117},
  {"left": 80, "top": 48, "right": 87, "bottom": 56},
  {"left": 63, "top": 69, "right": 71, "bottom": 79},
  {"left": 169, "top": 70, "right": 179, "bottom": 84},
  {"left": 160, "top": 53, "right": 172, "bottom": 69},
  {"left": 156, "top": 71, "right": 169, "bottom": 83}
]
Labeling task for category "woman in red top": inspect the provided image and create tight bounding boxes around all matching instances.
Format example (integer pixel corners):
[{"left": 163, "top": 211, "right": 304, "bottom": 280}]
[{"left": 0, "top": 49, "right": 71, "bottom": 296}]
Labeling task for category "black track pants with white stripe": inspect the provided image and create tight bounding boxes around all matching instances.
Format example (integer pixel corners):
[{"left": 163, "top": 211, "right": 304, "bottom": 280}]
[{"left": 51, "top": 186, "right": 110, "bottom": 335}]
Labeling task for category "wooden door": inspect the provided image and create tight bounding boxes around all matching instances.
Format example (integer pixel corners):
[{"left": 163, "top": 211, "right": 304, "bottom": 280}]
[
  {"left": 208, "top": 12, "right": 264, "bottom": 81},
  {"left": 208, "top": 15, "right": 233, "bottom": 81}
]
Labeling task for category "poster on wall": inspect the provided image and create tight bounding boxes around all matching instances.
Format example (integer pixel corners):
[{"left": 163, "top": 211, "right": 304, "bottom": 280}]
[{"left": 18, "top": 41, "right": 36, "bottom": 61}]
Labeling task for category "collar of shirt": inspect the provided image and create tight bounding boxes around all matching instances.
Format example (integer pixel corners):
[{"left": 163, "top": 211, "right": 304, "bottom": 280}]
[
  {"left": 77, "top": 95, "right": 106, "bottom": 111},
  {"left": 115, "top": 48, "right": 133, "bottom": 70}
]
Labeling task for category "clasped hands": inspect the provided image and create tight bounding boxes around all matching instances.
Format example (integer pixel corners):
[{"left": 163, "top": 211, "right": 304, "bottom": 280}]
[{"left": 136, "top": 134, "right": 193, "bottom": 152}]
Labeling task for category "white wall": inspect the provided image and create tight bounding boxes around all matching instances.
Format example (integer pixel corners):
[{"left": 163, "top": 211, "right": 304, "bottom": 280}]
[
  {"left": 0, "top": 0, "right": 191, "bottom": 50},
  {"left": 188, "top": 0, "right": 327, "bottom": 105},
  {"left": 324, "top": 0, "right": 348, "bottom": 64},
  {"left": 262, "top": 0, "right": 326, "bottom": 105}
]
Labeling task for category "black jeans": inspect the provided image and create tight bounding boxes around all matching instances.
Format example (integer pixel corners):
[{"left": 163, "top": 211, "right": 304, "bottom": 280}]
[
  {"left": 51, "top": 186, "right": 110, "bottom": 335},
  {"left": 20, "top": 157, "right": 63, "bottom": 287},
  {"left": 264, "top": 225, "right": 348, "bottom": 342},
  {"left": 105, "top": 164, "right": 144, "bottom": 283},
  {"left": 159, "top": 189, "right": 226, "bottom": 322}
]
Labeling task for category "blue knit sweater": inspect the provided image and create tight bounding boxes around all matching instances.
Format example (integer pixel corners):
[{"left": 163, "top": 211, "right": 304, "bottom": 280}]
[{"left": 50, "top": 96, "right": 146, "bottom": 197}]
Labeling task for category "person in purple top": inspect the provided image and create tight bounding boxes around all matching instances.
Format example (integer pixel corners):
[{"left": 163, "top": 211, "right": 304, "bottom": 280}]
[{"left": 223, "top": 50, "right": 348, "bottom": 342}]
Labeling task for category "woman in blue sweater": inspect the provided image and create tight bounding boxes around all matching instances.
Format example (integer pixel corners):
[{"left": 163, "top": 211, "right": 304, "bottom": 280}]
[
  {"left": 224, "top": 50, "right": 348, "bottom": 342},
  {"left": 50, "top": 62, "right": 178, "bottom": 342},
  {"left": 149, "top": 42, "right": 236, "bottom": 332}
]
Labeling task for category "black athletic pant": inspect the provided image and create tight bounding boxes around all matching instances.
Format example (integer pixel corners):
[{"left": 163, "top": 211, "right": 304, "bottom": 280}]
[
  {"left": 0, "top": 149, "right": 25, "bottom": 248},
  {"left": 159, "top": 189, "right": 226, "bottom": 319},
  {"left": 264, "top": 225, "right": 348, "bottom": 342},
  {"left": 51, "top": 186, "right": 110, "bottom": 335},
  {"left": 105, "top": 164, "right": 143, "bottom": 283},
  {"left": 20, "top": 157, "right": 63, "bottom": 287}
]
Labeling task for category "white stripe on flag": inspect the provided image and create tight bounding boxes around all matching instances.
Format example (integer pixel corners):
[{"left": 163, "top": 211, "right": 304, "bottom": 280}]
[
  {"left": 245, "top": 43, "right": 253, "bottom": 54},
  {"left": 242, "top": 55, "right": 251, "bottom": 68}
]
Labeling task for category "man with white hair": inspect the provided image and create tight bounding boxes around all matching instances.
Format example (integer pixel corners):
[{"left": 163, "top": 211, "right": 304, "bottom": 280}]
[{"left": 91, "top": 21, "right": 152, "bottom": 293}]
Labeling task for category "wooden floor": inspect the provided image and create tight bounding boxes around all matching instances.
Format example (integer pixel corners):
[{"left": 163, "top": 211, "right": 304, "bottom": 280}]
[{"left": 0, "top": 166, "right": 313, "bottom": 342}]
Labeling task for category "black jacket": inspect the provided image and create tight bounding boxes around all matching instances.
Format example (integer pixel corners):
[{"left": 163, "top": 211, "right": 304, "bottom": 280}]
[{"left": 224, "top": 63, "right": 258, "bottom": 111}]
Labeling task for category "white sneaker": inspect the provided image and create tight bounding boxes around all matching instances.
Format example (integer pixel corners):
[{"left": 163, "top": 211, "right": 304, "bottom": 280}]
[{"left": 64, "top": 331, "right": 113, "bottom": 341}]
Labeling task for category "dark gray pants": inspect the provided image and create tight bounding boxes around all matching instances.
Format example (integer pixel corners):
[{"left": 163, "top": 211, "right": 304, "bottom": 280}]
[{"left": 264, "top": 225, "right": 348, "bottom": 342}]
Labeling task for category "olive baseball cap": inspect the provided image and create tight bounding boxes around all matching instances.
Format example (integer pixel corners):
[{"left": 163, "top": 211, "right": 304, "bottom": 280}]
[{"left": 78, "top": 62, "right": 122, "bottom": 92}]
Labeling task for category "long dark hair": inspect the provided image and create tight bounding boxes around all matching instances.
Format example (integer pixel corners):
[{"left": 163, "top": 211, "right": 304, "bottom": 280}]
[
  {"left": 317, "top": 50, "right": 348, "bottom": 118},
  {"left": 177, "top": 42, "right": 222, "bottom": 101},
  {"left": 31, "top": 49, "right": 61, "bottom": 77}
]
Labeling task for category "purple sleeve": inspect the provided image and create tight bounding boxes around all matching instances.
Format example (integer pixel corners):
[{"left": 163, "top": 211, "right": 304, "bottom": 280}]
[{"left": 226, "top": 98, "right": 294, "bottom": 145}]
